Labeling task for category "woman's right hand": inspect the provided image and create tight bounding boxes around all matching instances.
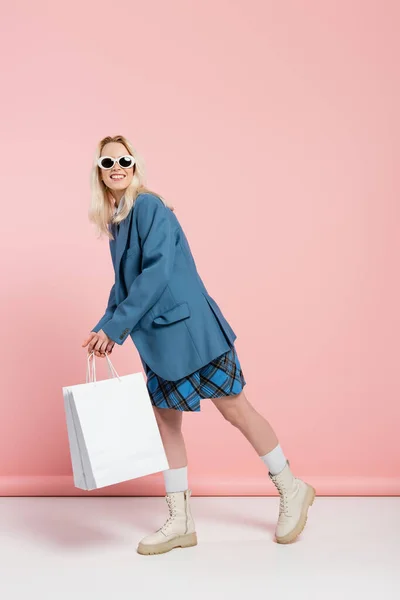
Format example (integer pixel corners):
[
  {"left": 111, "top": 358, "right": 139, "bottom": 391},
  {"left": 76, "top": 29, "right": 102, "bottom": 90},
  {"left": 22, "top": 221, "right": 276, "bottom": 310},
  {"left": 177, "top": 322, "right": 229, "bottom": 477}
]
[
  {"left": 98, "top": 343, "right": 115, "bottom": 358},
  {"left": 91, "top": 345, "right": 114, "bottom": 358},
  {"left": 82, "top": 332, "right": 115, "bottom": 358}
]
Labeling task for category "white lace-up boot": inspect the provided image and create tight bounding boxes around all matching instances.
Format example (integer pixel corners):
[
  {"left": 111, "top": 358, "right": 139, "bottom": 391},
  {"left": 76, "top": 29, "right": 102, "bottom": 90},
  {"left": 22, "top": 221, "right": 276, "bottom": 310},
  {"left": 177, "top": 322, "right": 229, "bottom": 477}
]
[
  {"left": 137, "top": 489, "right": 197, "bottom": 555},
  {"left": 269, "top": 460, "right": 316, "bottom": 544}
]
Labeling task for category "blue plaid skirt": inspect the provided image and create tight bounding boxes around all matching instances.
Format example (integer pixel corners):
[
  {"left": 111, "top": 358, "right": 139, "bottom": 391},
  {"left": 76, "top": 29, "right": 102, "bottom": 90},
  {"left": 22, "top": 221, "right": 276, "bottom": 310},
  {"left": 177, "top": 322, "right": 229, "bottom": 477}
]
[{"left": 142, "top": 344, "right": 246, "bottom": 412}]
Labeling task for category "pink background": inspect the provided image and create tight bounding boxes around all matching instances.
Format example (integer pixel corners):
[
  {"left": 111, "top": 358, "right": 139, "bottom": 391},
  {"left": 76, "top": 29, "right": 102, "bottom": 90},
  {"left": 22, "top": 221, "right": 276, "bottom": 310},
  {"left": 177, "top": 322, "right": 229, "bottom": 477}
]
[{"left": 1, "top": 1, "right": 399, "bottom": 496}]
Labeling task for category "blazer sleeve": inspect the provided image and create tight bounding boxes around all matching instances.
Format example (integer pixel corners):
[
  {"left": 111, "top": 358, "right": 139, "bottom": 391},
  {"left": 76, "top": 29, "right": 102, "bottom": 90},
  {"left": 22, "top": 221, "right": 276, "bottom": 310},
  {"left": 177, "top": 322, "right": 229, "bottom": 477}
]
[
  {"left": 101, "top": 195, "right": 177, "bottom": 345},
  {"left": 91, "top": 282, "right": 117, "bottom": 333}
]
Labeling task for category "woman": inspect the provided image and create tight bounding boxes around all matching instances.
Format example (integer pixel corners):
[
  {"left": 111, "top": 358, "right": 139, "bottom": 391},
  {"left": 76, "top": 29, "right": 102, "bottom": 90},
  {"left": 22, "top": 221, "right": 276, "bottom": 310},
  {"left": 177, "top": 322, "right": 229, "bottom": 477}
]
[{"left": 82, "top": 135, "right": 316, "bottom": 555}]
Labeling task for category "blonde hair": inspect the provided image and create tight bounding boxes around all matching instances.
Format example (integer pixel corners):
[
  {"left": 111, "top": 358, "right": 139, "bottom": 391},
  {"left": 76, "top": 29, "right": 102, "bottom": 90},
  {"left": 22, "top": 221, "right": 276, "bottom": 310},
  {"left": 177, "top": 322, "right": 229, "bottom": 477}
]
[{"left": 89, "top": 134, "right": 170, "bottom": 240}]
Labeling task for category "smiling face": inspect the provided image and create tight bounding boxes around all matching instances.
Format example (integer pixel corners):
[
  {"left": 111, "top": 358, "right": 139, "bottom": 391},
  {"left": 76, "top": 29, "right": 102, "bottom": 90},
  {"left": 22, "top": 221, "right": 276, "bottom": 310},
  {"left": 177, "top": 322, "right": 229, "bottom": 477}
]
[{"left": 99, "top": 141, "right": 135, "bottom": 201}]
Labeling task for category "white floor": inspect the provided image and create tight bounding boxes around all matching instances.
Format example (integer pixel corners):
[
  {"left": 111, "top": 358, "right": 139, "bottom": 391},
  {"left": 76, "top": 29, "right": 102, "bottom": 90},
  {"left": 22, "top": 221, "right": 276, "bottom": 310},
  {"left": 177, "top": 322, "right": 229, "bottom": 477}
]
[{"left": 1, "top": 496, "right": 399, "bottom": 599}]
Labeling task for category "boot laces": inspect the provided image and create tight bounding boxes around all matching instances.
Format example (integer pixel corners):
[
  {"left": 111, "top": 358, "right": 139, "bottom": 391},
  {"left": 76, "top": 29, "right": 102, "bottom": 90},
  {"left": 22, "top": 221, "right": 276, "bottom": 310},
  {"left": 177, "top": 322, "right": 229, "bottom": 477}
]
[
  {"left": 274, "top": 479, "right": 290, "bottom": 516},
  {"left": 159, "top": 495, "right": 176, "bottom": 534}
]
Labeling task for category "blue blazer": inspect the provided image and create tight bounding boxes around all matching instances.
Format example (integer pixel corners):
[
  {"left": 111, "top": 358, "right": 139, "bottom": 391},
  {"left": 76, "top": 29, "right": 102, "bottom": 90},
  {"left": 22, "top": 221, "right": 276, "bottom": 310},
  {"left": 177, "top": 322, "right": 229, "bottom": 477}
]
[{"left": 92, "top": 192, "right": 237, "bottom": 380}]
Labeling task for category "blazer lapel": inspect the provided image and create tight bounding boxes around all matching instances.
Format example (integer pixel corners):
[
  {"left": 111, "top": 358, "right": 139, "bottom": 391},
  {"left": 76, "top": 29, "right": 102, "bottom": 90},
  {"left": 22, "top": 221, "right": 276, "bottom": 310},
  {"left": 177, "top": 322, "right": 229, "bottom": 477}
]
[{"left": 114, "top": 208, "right": 133, "bottom": 280}]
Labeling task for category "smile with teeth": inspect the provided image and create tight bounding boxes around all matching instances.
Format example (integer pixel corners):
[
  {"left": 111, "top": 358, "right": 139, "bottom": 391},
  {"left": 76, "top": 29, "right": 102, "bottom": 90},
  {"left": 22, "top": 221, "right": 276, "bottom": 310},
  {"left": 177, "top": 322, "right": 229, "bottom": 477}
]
[{"left": 110, "top": 174, "right": 126, "bottom": 180}]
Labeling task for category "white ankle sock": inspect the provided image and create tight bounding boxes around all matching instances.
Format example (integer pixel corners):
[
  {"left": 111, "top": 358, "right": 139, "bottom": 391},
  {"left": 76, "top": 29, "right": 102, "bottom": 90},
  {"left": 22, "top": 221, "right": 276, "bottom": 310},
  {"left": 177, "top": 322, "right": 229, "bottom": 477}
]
[
  {"left": 260, "top": 444, "right": 287, "bottom": 475},
  {"left": 163, "top": 466, "right": 188, "bottom": 493}
]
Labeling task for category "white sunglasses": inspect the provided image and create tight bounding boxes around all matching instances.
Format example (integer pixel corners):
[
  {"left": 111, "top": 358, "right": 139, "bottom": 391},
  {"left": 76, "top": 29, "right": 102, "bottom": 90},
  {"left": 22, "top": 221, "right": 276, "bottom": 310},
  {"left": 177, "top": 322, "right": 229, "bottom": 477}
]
[{"left": 97, "top": 155, "right": 136, "bottom": 170}]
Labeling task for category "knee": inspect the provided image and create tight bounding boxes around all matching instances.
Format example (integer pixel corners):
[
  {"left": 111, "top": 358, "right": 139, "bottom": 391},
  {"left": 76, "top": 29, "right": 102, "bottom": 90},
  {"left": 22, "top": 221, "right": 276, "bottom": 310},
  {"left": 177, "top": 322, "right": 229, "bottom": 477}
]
[{"left": 219, "top": 397, "right": 248, "bottom": 429}]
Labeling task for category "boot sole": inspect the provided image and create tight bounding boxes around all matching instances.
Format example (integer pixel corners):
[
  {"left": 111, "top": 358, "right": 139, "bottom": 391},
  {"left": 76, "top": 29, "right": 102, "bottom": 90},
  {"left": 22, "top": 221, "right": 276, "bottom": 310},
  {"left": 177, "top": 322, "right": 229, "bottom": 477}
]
[
  {"left": 276, "top": 484, "right": 316, "bottom": 544},
  {"left": 137, "top": 532, "right": 198, "bottom": 555}
]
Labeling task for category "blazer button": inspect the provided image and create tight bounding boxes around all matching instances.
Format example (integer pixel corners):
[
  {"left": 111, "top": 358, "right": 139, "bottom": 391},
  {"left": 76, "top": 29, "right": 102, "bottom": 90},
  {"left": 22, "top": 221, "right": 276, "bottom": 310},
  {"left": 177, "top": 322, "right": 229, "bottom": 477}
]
[{"left": 119, "top": 334, "right": 124, "bottom": 340}]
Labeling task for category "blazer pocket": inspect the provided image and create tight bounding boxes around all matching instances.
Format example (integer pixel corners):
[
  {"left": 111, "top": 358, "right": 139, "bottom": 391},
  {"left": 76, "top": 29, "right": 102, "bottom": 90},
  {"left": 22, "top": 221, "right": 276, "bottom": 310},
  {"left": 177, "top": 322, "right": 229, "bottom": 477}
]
[{"left": 153, "top": 301, "right": 191, "bottom": 326}]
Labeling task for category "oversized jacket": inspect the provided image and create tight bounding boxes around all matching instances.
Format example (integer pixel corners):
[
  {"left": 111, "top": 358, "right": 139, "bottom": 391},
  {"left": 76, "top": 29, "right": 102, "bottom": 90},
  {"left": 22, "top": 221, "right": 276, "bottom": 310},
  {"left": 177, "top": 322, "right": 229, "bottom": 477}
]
[{"left": 91, "top": 192, "right": 237, "bottom": 381}]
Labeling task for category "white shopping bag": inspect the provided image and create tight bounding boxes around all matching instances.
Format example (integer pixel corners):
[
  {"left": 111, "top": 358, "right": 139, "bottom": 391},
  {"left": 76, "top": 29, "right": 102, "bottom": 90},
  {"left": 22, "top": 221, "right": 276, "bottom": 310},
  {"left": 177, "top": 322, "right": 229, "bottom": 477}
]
[{"left": 62, "top": 352, "right": 169, "bottom": 490}]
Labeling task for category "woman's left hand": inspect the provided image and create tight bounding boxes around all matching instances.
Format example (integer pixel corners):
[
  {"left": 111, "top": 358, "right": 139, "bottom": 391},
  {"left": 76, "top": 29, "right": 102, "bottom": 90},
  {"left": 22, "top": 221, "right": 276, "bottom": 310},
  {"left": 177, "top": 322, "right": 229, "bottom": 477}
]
[{"left": 82, "top": 330, "right": 114, "bottom": 357}]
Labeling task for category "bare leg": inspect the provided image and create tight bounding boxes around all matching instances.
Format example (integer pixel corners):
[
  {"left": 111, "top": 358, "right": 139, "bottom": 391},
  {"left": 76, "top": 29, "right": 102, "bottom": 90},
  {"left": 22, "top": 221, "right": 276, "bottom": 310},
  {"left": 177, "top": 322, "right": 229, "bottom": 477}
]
[
  {"left": 137, "top": 407, "right": 197, "bottom": 555},
  {"left": 211, "top": 390, "right": 279, "bottom": 455},
  {"left": 211, "top": 390, "right": 316, "bottom": 546},
  {"left": 153, "top": 406, "right": 188, "bottom": 468}
]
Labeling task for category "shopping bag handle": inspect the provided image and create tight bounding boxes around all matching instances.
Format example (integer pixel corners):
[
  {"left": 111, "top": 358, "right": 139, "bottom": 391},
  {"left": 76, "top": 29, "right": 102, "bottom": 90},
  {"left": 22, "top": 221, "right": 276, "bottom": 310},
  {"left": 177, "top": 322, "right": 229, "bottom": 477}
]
[
  {"left": 86, "top": 351, "right": 121, "bottom": 383},
  {"left": 104, "top": 352, "right": 120, "bottom": 380}
]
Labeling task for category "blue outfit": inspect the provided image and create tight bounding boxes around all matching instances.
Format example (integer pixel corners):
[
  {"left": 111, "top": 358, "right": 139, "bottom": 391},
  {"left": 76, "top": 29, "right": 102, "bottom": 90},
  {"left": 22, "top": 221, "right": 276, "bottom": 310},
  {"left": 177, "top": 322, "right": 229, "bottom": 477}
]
[{"left": 92, "top": 192, "right": 246, "bottom": 409}]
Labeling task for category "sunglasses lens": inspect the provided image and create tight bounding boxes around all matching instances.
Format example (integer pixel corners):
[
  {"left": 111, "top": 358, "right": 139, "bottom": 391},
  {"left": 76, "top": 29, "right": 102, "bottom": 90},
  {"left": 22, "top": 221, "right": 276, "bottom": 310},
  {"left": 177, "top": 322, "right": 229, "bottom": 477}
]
[
  {"left": 100, "top": 157, "right": 114, "bottom": 169},
  {"left": 119, "top": 156, "right": 134, "bottom": 168}
]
